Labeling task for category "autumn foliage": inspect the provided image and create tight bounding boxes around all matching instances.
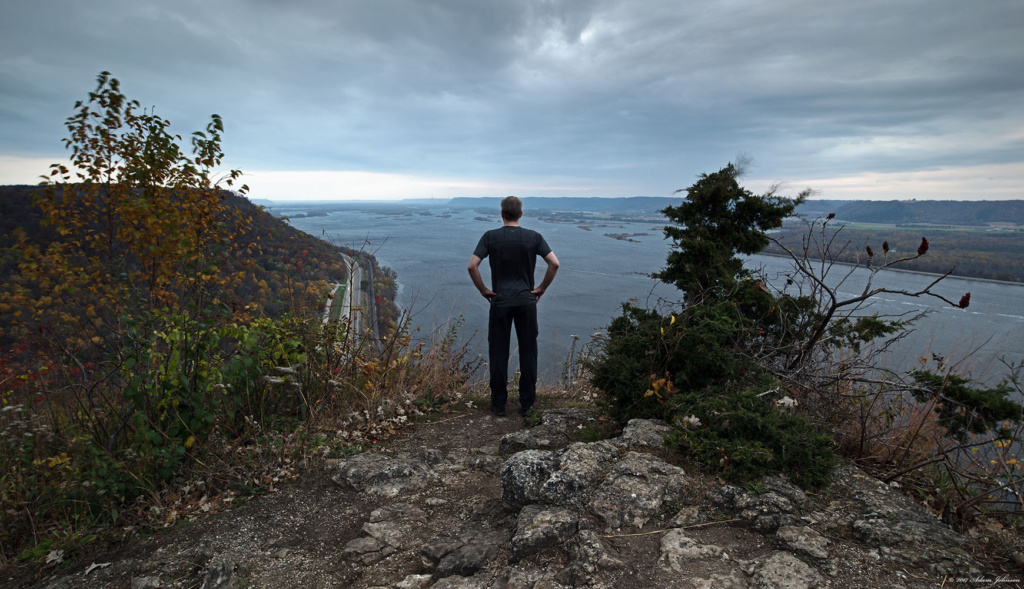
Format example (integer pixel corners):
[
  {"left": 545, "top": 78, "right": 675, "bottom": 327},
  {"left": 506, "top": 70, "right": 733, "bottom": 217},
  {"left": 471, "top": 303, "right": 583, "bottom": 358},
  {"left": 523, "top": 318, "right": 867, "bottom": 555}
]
[{"left": 0, "top": 73, "right": 468, "bottom": 568}]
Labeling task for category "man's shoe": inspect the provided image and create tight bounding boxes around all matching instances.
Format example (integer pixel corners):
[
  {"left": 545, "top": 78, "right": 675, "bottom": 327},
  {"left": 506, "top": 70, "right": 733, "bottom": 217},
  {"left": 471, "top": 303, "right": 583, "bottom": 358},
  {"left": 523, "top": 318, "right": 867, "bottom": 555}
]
[
  {"left": 492, "top": 407, "right": 507, "bottom": 417},
  {"left": 520, "top": 406, "right": 534, "bottom": 417}
]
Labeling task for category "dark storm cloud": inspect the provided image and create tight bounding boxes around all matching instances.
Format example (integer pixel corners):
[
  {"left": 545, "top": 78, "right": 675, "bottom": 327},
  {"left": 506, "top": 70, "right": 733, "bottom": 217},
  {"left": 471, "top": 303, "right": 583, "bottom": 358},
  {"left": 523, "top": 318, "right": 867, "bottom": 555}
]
[{"left": 1, "top": 0, "right": 1022, "bottom": 198}]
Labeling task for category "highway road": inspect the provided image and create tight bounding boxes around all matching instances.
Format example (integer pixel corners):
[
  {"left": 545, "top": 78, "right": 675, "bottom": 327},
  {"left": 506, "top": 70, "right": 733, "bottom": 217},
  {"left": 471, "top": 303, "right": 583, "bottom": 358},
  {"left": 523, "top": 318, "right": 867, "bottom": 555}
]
[{"left": 327, "top": 254, "right": 361, "bottom": 333}]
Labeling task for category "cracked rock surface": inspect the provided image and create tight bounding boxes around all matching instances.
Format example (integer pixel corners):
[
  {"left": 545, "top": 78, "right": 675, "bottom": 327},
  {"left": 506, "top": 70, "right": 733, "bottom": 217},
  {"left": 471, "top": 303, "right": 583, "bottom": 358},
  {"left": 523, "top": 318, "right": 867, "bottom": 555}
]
[{"left": 21, "top": 406, "right": 990, "bottom": 588}]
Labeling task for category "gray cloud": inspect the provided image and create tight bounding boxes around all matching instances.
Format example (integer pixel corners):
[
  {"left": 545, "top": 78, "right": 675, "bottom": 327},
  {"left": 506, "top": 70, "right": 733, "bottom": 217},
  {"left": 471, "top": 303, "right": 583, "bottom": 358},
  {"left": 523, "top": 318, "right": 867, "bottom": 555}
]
[{"left": 1, "top": 0, "right": 1022, "bottom": 198}]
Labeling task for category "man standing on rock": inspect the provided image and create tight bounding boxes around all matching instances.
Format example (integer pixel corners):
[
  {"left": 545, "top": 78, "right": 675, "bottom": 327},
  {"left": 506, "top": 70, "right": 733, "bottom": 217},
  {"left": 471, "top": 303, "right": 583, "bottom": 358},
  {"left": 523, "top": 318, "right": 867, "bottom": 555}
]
[{"left": 468, "top": 196, "right": 559, "bottom": 417}]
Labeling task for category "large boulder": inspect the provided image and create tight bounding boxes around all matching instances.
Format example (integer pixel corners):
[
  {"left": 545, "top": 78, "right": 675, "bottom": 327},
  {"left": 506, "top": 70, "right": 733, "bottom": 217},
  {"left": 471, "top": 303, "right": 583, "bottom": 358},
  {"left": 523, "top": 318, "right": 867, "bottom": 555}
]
[
  {"left": 824, "top": 466, "right": 981, "bottom": 575},
  {"left": 509, "top": 504, "right": 579, "bottom": 562},
  {"left": 501, "top": 441, "right": 623, "bottom": 509},
  {"left": 538, "top": 441, "right": 621, "bottom": 509},
  {"left": 500, "top": 450, "right": 561, "bottom": 507},
  {"left": 588, "top": 451, "right": 688, "bottom": 530}
]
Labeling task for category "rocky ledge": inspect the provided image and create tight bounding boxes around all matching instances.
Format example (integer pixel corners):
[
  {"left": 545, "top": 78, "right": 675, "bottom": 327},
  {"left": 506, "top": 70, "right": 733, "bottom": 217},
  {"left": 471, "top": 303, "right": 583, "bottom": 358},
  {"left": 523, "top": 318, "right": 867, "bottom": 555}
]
[
  {"left": 329, "top": 411, "right": 983, "bottom": 588},
  {"left": 33, "top": 409, "right": 994, "bottom": 588}
]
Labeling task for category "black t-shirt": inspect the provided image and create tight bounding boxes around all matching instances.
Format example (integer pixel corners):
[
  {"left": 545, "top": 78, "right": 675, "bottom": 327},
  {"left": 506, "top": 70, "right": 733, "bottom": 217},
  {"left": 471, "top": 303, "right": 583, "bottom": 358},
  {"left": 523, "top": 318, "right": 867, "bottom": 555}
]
[{"left": 473, "top": 225, "right": 552, "bottom": 307}]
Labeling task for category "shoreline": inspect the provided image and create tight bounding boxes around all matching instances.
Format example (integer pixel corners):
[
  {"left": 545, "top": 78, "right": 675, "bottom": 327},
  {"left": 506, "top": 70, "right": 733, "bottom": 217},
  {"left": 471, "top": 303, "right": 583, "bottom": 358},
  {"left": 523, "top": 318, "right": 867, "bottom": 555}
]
[{"left": 755, "top": 251, "right": 1024, "bottom": 287}]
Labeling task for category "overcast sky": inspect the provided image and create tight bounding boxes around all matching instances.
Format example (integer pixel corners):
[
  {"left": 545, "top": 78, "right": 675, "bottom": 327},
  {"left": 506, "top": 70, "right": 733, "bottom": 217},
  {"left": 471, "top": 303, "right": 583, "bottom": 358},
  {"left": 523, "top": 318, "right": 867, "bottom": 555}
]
[{"left": 1, "top": 0, "right": 1022, "bottom": 201}]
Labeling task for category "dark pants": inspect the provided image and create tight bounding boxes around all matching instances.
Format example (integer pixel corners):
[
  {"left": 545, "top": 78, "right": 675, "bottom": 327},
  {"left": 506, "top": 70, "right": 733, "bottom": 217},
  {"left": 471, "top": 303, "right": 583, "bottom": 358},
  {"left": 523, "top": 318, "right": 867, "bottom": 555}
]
[{"left": 488, "top": 303, "right": 538, "bottom": 412}]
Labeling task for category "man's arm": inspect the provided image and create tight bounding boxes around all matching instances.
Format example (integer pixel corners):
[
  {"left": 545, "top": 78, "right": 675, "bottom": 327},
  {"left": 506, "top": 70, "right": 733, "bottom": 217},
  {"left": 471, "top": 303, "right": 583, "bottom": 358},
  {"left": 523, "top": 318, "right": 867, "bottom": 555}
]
[
  {"left": 467, "top": 254, "right": 496, "bottom": 300},
  {"left": 531, "top": 251, "right": 559, "bottom": 301}
]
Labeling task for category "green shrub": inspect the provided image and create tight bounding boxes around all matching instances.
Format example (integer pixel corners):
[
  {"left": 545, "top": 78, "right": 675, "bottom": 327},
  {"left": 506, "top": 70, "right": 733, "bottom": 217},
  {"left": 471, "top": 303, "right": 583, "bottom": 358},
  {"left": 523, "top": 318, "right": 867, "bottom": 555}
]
[
  {"left": 910, "top": 370, "right": 1023, "bottom": 442},
  {"left": 590, "top": 293, "right": 838, "bottom": 487},
  {"left": 590, "top": 163, "right": 838, "bottom": 488},
  {"left": 590, "top": 301, "right": 750, "bottom": 422},
  {"left": 667, "top": 386, "right": 836, "bottom": 487}
]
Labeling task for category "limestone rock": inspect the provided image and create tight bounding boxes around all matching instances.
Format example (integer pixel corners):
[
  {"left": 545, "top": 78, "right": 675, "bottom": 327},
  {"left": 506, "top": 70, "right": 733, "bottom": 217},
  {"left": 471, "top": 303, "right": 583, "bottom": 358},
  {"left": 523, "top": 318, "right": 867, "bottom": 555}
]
[
  {"left": 420, "top": 533, "right": 466, "bottom": 567},
  {"left": 748, "top": 551, "right": 823, "bottom": 589},
  {"left": 368, "top": 502, "right": 427, "bottom": 523},
  {"left": 361, "top": 521, "right": 416, "bottom": 551},
  {"left": 330, "top": 450, "right": 441, "bottom": 497},
  {"left": 510, "top": 504, "right": 579, "bottom": 562},
  {"left": 342, "top": 536, "right": 395, "bottom": 565},
  {"left": 498, "top": 408, "right": 600, "bottom": 454},
  {"left": 572, "top": 529, "right": 625, "bottom": 572},
  {"left": 466, "top": 453, "right": 506, "bottom": 475},
  {"left": 421, "top": 518, "right": 512, "bottom": 579},
  {"left": 199, "top": 559, "right": 237, "bottom": 589},
  {"left": 761, "top": 476, "right": 809, "bottom": 508},
  {"left": 503, "top": 569, "right": 566, "bottom": 589},
  {"left": 429, "top": 575, "right": 490, "bottom": 589},
  {"left": 538, "top": 441, "right": 620, "bottom": 509},
  {"left": 776, "top": 525, "right": 828, "bottom": 560},
  {"left": 658, "top": 529, "right": 725, "bottom": 571},
  {"left": 500, "top": 425, "right": 568, "bottom": 453},
  {"left": 851, "top": 517, "right": 976, "bottom": 574},
  {"left": 434, "top": 529, "right": 506, "bottom": 578},
  {"left": 130, "top": 577, "right": 163, "bottom": 589},
  {"left": 359, "top": 502, "right": 429, "bottom": 551},
  {"left": 588, "top": 451, "right": 687, "bottom": 530},
  {"left": 550, "top": 528, "right": 625, "bottom": 586},
  {"left": 670, "top": 505, "right": 707, "bottom": 527},
  {"left": 395, "top": 575, "right": 433, "bottom": 589},
  {"left": 501, "top": 450, "right": 560, "bottom": 507},
  {"left": 711, "top": 485, "right": 799, "bottom": 533},
  {"left": 612, "top": 418, "right": 671, "bottom": 450},
  {"left": 539, "top": 407, "right": 600, "bottom": 429},
  {"left": 689, "top": 570, "right": 750, "bottom": 589},
  {"left": 829, "top": 465, "right": 981, "bottom": 575}
]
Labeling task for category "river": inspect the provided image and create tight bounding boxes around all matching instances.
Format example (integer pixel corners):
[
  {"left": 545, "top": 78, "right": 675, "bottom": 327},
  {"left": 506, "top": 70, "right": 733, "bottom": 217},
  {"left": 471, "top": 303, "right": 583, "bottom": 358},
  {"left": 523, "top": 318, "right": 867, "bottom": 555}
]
[{"left": 283, "top": 204, "right": 1024, "bottom": 386}]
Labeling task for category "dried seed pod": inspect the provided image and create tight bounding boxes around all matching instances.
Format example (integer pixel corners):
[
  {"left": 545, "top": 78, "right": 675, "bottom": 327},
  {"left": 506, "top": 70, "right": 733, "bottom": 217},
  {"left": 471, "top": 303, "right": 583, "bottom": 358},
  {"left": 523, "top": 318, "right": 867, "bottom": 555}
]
[
  {"left": 918, "top": 237, "right": 929, "bottom": 256},
  {"left": 882, "top": 241, "right": 889, "bottom": 253},
  {"left": 959, "top": 292, "right": 971, "bottom": 309}
]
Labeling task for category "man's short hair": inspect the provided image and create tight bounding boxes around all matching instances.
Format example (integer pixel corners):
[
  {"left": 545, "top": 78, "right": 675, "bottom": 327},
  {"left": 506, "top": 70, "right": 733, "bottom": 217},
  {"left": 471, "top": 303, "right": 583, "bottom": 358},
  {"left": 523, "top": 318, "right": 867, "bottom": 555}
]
[{"left": 501, "top": 196, "right": 523, "bottom": 221}]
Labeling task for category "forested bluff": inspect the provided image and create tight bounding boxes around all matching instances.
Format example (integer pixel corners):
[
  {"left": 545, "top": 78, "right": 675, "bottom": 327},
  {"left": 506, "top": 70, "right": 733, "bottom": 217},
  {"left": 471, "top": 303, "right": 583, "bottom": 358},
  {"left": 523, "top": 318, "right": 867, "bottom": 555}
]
[{"left": 0, "top": 185, "right": 400, "bottom": 345}]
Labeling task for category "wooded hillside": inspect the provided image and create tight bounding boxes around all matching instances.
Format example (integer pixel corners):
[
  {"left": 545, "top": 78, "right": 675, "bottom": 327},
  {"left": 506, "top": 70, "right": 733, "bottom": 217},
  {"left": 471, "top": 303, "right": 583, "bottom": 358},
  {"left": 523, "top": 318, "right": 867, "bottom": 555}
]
[
  {"left": 796, "top": 199, "right": 1024, "bottom": 227},
  {"left": 0, "top": 185, "right": 398, "bottom": 344}
]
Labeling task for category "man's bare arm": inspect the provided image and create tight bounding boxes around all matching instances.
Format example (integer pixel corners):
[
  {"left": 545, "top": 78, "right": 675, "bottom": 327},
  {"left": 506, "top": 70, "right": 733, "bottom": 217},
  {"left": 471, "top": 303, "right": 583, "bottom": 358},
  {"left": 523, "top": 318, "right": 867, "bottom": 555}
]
[
  {"left": 531, "top": 251, "right": 559, "bottom": 301},
  {"left": 467, "top": 255, "right": 496, "bottom": 300}
]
